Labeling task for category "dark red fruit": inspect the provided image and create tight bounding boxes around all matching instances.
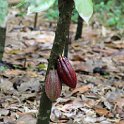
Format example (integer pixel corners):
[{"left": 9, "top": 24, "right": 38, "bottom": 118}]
[
  {"left": 45, "top": 69, "right": 62, "bottom": 101},
  {"left": 57, "top": 56, "right": 77, "bottom": 88}
]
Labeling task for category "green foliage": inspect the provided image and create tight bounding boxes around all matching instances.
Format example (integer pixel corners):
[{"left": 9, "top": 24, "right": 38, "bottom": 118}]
[
  {"left": 71, "top": 9, "right": 78, "bottom": 23},
  {"left": 16, "top": 0, "right": 28, "bottom": 8},
  {"left": 27, "top": 0, "right": 56, "bottom": 14},
  {"left": 16, "top": 0, "right": 56, "bottom": 15},
  {"left": 36, "top": 63, "right": 47, "bottom": 71},
  {"left": 45, "top": 9, "right": 59, "bottom": 20},
  {"left": 94, "top": 0, "right": 124, "bottom": 29},
  {"left": 15, "top": 0, "right": 28, "bottom": 17},
  {"left": 44, "top": 4, "right": 79, "bottom": 23},
  {"left": 17, "top": 0, "right": 93, "bottom": 24},
  {"left": 0, "top": 0, "right": 8, "bottom": 26},
  {"left": 74, "top": 0, "right": 93, "bottom": 23},
  {"left": 0, "top": 66, "right": 8, "bottom": 72},
  {"left": 44, "top": 1, "right": 58, "bottom": 21}
]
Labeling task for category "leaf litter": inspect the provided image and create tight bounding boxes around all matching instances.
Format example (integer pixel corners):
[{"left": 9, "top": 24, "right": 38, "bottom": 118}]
[{"left": 0, "top": 8, "right": 124, "bottom": 124}]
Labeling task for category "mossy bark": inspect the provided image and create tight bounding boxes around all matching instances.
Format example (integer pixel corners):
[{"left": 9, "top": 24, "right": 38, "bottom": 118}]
[
  {"left": 75, "top": 15, "right": 83, "bottom": 40},
  {"left": 36, "top": 0, "right": 74, "bottom": 124},
  {"left": 0, "top": 27, "right": 6, "bottom": 60}
]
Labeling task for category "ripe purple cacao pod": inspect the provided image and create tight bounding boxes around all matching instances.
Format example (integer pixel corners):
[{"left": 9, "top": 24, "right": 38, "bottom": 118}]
[
  {"left": 45, "top": 69, "right": 62, "bottom": 101},
  {"left": 57, "top": 56, "right": 77, "bottom": 88}
]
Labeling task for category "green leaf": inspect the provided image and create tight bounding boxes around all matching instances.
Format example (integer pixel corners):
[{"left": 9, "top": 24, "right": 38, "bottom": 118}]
[
  {"left": 27, "top": 0, "right": 56, "bottom": 15},
  {"left": 37, "top": 63, "right": 47, "bottom": 70},
  {"left": 0, "top": 66, "right": 8, "bottom": 72},
  {"left": 107, "top": 18, "right": 117, "bottom": 26},
  {"left": 16, "top": 0, "right": 27, "bottom": 8},
  {"left": 74, "top": 0, "right": 93, "bottom": 24},
  {"left": 0, "top": 0, "right": 8, "bottom": 26}
]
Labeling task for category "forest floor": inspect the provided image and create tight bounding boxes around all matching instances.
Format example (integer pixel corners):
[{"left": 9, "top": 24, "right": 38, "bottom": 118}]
[{"left": 0, "top": 8, "right": 124, "bottom": 124}]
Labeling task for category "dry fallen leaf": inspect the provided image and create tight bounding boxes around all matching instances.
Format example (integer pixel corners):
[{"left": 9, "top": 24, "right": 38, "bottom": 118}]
[
  {"left": 71, "top": 54, "right": 86, "bottom": 61},
  {"left": 0, "top": 109, "right": 10, "bottom": 116},
  {"left": 4, "top": 69, "right": 25, "bottom": 77},
  {"left": 26, "top": 71, "right": 38, "bottom": 78},
  {"left": 16, "top": 114, "right": 36, "bottom": 124},
  {"left": 115, "top": 98, "right": 124, "bottom": 108},
  {"left": 105, "top": 40, "right": 124, "bottom": 49},
  {"left": 72, "top": 85, "right": 92, "bottom": 94},
  {"left": 116, "top": 120, "right": 124, "bottom": 124},
  {"left": 94, "top": 107, "right": 111, "bottom": 117}
]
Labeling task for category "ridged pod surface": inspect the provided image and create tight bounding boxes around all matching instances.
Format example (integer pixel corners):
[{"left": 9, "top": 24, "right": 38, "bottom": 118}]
[
  {"left": 45, "top": 69, "right": 62, "bottom": 101},
  {"left": 57, "top": 56, "right": 77, "bottom": 88}
]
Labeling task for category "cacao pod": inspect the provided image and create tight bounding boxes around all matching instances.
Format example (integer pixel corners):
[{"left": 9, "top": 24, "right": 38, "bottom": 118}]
[
  {"left": 57, "top": 56, "right": 77, "bottom": 88},
  {"left": 45, "top": 69, "right": 62, "bottom": 101}
]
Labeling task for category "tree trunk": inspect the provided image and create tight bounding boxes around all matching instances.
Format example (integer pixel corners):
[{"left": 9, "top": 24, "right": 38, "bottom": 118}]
[
  {"left": 36, "top": 0, "right": 74, "bottom": 124},
  {"left": 64, "top": 34, "right": 69, "bottom": 58},
  {"left": 34, "top": 13, "right": 38, "bottom": 30},
  {"left": 75, "top": 15, "right": 83, "bottom": 40},
  {"left": 0, "top": 27, "right": 6, "bottom": 60}
]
